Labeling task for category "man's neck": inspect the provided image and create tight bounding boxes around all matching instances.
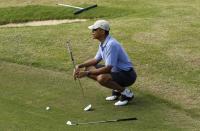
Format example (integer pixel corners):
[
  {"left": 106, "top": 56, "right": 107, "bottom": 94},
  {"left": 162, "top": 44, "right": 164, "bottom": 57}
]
[{"left": 99, "top": 35, "right": 108, "bottom": 43}]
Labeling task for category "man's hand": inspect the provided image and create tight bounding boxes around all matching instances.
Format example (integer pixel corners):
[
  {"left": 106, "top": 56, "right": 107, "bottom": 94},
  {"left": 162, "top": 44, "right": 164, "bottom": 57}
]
[
  {"left": 76, "top": 71, "right": 88, "bottom": 78},
  {"left": 73, "top": 65, "right": 81, "bottom": 80}
]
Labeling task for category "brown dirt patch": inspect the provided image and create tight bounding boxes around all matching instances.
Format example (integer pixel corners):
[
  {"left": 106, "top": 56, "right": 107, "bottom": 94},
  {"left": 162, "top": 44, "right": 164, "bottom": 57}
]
[{"left": 0, "top": 19, "right": 87, "bottom": 28}]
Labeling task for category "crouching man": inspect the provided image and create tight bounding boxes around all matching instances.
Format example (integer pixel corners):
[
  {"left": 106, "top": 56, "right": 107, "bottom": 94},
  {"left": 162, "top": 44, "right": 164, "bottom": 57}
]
[{"left": 73, "top": 20, "right": 137, "bottom": 106}]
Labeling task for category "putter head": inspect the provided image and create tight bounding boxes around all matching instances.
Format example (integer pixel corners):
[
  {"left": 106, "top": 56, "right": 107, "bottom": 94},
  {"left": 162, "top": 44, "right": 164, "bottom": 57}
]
[{"left": 84, "top": 104, "right": 92, "bottom": 111}]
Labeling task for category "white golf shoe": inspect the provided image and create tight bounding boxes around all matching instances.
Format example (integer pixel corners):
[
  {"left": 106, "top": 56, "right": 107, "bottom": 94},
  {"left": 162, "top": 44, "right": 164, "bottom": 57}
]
[
  {"left": 105, "top": 90, "right": 121, "bottom": 101},
  {"left": 114, "top": 88, "right": 134, "bottom": 106},
  {"left": 114, "top": 99, "right": 129, "bottom": 106},
  {"left": 106, "top": 95, "right": 118, "bottom": 101}
]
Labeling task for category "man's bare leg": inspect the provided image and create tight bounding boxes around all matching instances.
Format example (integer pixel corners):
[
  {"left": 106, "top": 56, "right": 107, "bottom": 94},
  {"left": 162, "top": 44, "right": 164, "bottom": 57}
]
[
  {"left": 85, "top": 66, "right": 134, "bottom": 106},
  {"left": 96, "top": 74, "right": 125, "bottom": 92},
  {"left": 85, "top": 66, "right": 124, "bottom": 92}
]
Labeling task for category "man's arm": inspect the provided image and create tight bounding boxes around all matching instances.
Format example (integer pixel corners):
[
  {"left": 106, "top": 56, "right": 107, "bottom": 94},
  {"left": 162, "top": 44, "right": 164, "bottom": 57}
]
[
  {"left": 77, "top": 58, "right": 100, "bottom": 68},
  {"left": 76, "top": 65, "right": 112, "bottom": 78},
  {"left": 73, "top": 58, "right": 100, "bottom": 79},
  {"left": 87, "top": 66, "right": 112, "bottom": 76}
]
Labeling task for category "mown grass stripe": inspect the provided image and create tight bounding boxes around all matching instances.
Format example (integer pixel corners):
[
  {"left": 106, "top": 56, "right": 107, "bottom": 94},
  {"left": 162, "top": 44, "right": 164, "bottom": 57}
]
[{"left": 0, "top": 5, "right": 130, "bottom": 25}]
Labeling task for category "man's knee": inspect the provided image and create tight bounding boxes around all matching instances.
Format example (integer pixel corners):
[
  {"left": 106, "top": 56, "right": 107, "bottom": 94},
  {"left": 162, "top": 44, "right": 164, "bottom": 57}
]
[{"left": 97, "top": 74, "right": 110, "bottom": 85}]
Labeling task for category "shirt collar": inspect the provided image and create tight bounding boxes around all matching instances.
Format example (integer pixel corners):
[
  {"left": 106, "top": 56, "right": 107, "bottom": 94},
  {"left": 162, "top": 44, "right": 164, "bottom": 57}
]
[{"left": 100, "top": 35, "right": 111, "bottom": 48}]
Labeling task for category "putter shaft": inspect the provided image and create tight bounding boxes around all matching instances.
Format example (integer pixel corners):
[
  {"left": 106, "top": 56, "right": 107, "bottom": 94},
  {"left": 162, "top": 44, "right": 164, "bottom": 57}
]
[
  {"left": 66, "top": 41, "right": 85, "bottom": 97},
  {"left": 69, "top": 117, "right": 137, "bottom": 126}
]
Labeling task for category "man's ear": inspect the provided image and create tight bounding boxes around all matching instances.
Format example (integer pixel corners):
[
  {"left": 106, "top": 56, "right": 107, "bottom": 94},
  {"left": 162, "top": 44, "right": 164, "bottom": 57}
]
[{"left": 100, "top": 29, "right": 106, "bottom": 35}]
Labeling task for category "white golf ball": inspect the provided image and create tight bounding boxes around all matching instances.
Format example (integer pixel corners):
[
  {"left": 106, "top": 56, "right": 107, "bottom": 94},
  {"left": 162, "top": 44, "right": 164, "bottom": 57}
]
[
  {"left": 66, "top": 121, "right": 72, "bottom": 125},
  {"left": 46, "top": 106, "right": 50, "bottom": 110}
]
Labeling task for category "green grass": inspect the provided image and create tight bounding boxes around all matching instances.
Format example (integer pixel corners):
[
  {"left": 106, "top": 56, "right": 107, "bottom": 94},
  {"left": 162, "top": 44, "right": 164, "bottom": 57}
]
[
  {"left": 0, "top": 5, "right": 132, "bottom": 25},
  {"left": 0, "top": 0, "right": 200, "bottom": 130},
  {"left": 0, "top": 1, "right": 162, "bottom": 25},
  {"left": 0, "top": 61, "right": 198, "bottom": 130}
]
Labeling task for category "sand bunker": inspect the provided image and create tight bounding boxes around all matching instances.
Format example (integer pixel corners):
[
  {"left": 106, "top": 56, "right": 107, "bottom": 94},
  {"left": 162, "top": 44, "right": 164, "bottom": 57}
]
[{"left": 0, "top": 19, "right": 87, "bottom": 28}]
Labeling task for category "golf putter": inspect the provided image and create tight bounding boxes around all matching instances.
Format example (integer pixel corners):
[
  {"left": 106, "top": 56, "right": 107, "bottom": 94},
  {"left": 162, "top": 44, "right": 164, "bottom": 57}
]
[
  {"left": 66, "top": 41, "right": 92, "bottom": 111},
  {"left": 66, "top": 117, "right": 137, "bottom": 126},
  {"left": 57, "top": 3, "right": 97, "bottom": 15},
  {"left": 66, "top": 41, "right": 84, "bottom": 96}
]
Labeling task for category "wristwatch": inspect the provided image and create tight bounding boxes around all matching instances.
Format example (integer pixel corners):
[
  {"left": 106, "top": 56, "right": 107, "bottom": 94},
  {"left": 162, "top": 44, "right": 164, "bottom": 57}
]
[{"left": 86, "top": 71, "right": 91, "bottom": 76}]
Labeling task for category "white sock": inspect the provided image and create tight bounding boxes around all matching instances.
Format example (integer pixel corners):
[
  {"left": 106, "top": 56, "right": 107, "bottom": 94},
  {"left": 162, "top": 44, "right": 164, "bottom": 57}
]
[{"left": 121, "top": 88, "right": 133, "bottom": 97}]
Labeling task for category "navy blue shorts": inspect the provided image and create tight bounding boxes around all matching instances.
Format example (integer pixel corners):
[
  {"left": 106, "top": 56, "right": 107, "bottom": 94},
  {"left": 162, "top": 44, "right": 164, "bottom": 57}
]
[
  {"left": 95, "top": 65, "right": 137, "bottom": 87},
  {"left": 111, "top": 68, "right": 137, "bottom": 87}
]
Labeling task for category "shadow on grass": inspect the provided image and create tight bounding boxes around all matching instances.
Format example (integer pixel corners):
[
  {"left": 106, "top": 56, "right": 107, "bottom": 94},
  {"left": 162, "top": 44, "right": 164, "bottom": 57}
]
[{"left": 131, "top": 91, "right": 200, "bottom": 120}]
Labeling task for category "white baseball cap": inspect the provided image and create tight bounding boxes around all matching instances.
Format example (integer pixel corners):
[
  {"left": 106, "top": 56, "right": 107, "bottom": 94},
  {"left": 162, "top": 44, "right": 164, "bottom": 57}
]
[{"left": 88, "top": 20, "right": 110, "bottom": 31}]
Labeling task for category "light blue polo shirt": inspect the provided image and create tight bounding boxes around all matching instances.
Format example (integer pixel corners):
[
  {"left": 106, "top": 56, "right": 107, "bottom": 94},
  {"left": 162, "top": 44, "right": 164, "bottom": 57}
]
[{"left": 95, "top": 35, "right": 134, "bottom": 72}]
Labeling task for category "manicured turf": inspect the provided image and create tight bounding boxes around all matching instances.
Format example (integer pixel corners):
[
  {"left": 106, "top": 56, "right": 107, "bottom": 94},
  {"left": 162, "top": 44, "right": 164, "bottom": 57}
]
[
  {"left": 0, "top": 0, "right": 199, "bottom": 130},
  {"left": 0, "top": 5, "right": 130, "bottom": 25},
  {"left": 0, "top": 61, "right": 198, "bottom": 130}
]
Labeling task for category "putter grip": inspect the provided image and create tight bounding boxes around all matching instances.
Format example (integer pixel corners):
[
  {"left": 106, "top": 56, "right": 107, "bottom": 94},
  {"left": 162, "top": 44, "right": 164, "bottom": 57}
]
[
  {"left": 117, "top": 118, "right": 137, "bottom": 121},
  {"left": 74, "top": 4, "right": 97, "bottom": 15}
]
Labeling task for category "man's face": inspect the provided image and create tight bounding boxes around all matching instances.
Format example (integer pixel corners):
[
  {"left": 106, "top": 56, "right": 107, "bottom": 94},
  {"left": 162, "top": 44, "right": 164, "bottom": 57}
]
[{"left": 91, "top": 28, "right": 105, "bottom": 40}]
